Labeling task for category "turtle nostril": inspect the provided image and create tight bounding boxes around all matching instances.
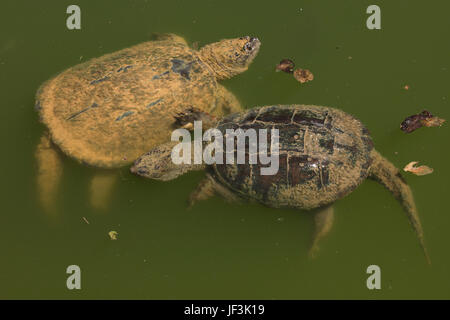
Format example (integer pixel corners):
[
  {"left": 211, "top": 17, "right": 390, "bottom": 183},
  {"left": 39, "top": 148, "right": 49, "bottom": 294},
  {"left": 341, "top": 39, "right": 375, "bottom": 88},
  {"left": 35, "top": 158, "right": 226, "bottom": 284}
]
[{"left": 137, "top": 169, "right": 148, "bottom": 175}]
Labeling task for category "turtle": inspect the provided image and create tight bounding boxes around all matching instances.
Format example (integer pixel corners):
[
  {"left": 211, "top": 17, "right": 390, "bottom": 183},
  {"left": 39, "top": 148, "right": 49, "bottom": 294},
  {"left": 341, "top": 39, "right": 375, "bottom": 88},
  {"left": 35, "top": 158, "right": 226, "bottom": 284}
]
[
  {"left": 130, "top": 104, "right": 429, "bottom": 262},
  {"left": 34, "top": 34, "right": 261, "bottom": 211}
]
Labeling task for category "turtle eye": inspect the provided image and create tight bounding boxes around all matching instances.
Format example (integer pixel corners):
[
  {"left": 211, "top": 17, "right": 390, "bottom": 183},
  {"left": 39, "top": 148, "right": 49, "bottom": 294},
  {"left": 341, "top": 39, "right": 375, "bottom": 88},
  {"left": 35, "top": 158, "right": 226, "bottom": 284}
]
[{"left": 243, "top": 42, "right": 254, "bottom": 52}]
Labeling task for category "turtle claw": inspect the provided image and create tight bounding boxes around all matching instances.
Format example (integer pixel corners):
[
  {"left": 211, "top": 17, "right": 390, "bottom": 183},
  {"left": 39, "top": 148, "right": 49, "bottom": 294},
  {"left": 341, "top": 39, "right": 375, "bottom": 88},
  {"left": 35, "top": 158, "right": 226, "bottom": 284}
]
[
  {"left": 308, "top": 246, "right": 320, "bottom": 260},
  {"left": 181, "top": 123, "right": 194, "bottom": 130},
  {"left": 174, "top": 106, "right": 216, "bottom": 130}
]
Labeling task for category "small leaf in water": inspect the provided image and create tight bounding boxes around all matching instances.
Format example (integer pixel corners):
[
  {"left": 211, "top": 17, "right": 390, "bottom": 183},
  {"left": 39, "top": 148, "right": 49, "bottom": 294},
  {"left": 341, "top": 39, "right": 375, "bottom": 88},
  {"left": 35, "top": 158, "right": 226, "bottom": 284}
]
[
  {"left": 108, "top": 231, "right": 119, "bottom": 240},
  {"left": 403, "top": 161, "right": 433, "bottom": 176}
]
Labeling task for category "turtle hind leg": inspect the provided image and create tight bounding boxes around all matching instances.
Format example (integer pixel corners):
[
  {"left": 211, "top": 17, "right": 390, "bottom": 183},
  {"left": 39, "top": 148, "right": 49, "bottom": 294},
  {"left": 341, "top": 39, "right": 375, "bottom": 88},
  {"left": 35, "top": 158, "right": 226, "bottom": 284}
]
[
  {"left": 35, "top": 133, "right": 63, "bottom": 214},
  {"left": 308, "top": 206, "right": 334, "bottom": 259},
  {"left": 90, "top": 171, "right": 118, "bottom": 211},
  {"left": 188, "top": 174, "right": 242, "bottom": 208},
  {"left": 369, "top": 149, "right": 430, "bottom": 264}
]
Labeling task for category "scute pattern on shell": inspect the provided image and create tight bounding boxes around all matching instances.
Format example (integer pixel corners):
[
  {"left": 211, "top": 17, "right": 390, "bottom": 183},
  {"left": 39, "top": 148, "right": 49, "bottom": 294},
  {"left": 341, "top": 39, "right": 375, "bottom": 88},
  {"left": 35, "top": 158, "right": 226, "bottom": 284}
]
[
  {"left": 36, "top": 39, "right": 236, "bottom": 168},
  {"left": 211, "top": 105, "right": 374, "bottom": 209}
]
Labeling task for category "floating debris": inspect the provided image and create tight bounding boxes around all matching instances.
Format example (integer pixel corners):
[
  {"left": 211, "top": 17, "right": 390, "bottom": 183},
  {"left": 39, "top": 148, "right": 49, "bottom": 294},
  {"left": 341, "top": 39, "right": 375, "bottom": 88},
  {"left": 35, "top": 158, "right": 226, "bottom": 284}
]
[
  {"left": 276, "top": 59, "right": 314, "bottom": 84},
  {"left": 403, "top": 161, "right": 433, "bottom": 176},
  {"left": 108, "top": 231, "right": 119, "bottom": 240},
  {"left": 276, "top": 59, "right": 295, "bottom": 74},
  {"left": 403, "top": 85, "right": 410, "bottom": 90},
  {"left": 293, "top": 68, "right": 314, "bottom": 84},
  {"left": 82, "top": 217, "right": 90, "bottom": 225},
  {"left": 400, "top": 110, "right": 446, "bottom": 133},
  {"left": 422, "top": 115, "right": 446, "bottom": 128}
]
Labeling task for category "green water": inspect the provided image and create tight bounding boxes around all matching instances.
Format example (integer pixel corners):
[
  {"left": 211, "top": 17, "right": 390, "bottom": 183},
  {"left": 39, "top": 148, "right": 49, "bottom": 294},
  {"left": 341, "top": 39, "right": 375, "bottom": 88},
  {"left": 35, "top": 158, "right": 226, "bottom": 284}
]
[{"left": 1, "top": 0, "right": 449, "bottom": 299}]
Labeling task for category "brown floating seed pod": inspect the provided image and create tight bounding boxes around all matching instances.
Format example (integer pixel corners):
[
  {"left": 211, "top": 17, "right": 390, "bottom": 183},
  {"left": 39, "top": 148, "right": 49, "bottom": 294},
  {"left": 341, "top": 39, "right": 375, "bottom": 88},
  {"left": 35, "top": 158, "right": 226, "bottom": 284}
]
[
  {"left": 275, "top": 59, "right": 295, "bottom": 74},
  {"left": 400, "top": 110, "right": 446, "bottom": 133},
  {"left": 293, "top": 68, "right": 314, "bottom": 83}
]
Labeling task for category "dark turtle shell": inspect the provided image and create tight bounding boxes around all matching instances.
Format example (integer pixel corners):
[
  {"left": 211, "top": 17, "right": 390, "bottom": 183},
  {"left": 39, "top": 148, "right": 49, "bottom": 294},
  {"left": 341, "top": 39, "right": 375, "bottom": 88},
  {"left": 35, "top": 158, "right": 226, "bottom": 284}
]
[{"left": 210, "top": 105, "right": 374, "bottom": 209}]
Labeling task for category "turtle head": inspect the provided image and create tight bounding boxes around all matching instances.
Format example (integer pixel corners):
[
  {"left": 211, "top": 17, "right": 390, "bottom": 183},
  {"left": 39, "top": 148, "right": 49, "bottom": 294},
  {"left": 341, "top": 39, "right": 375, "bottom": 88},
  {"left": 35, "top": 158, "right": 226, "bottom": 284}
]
[
  {"left": 130, "top": 141, "right": 203, "bottom": 181},
  {"left": 131, "top": 142, "right": 182, "bottom": 181},
  {"left": 199, "top": 36, "right": 261, "bottom": 80}
]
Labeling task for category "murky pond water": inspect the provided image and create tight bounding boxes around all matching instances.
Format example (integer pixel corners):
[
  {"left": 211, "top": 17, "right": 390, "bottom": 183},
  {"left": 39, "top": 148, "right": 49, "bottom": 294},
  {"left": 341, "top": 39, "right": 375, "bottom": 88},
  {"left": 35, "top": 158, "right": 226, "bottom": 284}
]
[{"left": 1, "top": 0, "right": 449, "bottom": 299}]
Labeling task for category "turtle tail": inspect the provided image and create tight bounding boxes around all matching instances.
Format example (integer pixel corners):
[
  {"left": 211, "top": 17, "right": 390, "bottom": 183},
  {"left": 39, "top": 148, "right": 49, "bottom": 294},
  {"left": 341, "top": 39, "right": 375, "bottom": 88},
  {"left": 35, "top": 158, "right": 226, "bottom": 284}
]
[{"left": 368, "top": 149, "right": 430, "bottom": 264}]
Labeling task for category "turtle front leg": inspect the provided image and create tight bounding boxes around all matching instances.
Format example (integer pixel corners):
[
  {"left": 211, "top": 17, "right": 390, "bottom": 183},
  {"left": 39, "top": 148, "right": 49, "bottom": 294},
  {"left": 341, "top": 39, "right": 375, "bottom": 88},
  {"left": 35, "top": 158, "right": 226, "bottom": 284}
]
[
  {"left": 188, "top": 176, "right": 216, "bottom": 208},
  {"left": 308, "top": 206, "right": 335, "bottom": 259},
  {"left": 90, "top": 171, "right": 118, "bottom": 211},
  {"left": 214, "top": 84, "right": 243, "bottom": 116},
  {"left": 189, "top": 174, "right": 242, "bottom": 208},
  {"left": 174, "top": 106, "right": 217, "bottom": 131},
  {"left": 36, "top": 132, "right": 63, "bottom": 214}
]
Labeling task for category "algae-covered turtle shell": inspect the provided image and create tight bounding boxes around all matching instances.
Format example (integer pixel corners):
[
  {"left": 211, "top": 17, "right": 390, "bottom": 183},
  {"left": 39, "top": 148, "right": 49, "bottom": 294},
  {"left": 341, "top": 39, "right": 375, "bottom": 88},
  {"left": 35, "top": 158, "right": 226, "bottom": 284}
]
[
  {"left": 36, "top": 34, "right": 261, "bottom": 168},
  {"left": 211, "top": 105, "right": 374, "bottom": 209},
  {"left": 35, "top": 34, "right": 260, "bottom": 212}
]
